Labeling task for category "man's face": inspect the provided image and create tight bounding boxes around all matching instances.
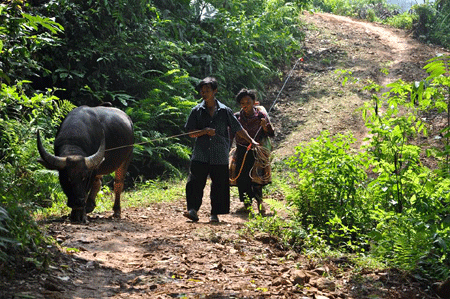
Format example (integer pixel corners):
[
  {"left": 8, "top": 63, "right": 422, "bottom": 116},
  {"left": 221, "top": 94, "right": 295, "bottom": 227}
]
[{"left": 200, "top": 84, "right": 217, "bottom": 101}]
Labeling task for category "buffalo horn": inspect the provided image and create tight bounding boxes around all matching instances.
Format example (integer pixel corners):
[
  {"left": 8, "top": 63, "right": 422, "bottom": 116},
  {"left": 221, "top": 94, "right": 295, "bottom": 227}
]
[
  {"left": 37, "top": 130, "right": 67, "bottom": 170},
  {"left": 85, "top": 135, "right": 105, "bottom": 170}
]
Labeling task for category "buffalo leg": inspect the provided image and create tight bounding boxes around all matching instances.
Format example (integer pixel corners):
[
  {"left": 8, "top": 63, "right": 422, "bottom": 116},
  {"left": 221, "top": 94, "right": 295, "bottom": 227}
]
[
  {"left": 70, "top": 207, "right": 87, "bottom": 223},
  {"left": 86, "top": 175, "right": 102, "bottom": 213},
  {"left": 113, "top": 153, "right": 132, "bottom": 218}
]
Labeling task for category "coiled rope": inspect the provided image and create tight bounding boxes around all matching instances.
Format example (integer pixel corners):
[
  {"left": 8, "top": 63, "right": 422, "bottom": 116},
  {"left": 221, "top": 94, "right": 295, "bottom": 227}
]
[
  {"left": 249, "top": 145, "right": 271, "bottom": 185},
  {"left": 230, "top": 57, "right": 304, "bottom": 184}
]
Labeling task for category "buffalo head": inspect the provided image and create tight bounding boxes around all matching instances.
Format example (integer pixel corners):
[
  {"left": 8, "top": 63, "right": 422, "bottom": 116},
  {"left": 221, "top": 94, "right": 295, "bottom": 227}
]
[{"left": 37, "top": 130, "right": 105, "bottom": 222}]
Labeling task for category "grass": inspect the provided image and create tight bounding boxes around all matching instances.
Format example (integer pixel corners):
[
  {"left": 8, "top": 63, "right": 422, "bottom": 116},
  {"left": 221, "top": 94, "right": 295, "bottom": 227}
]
[
  {"left": 123, "top": 178, "right": 186, "bottom": 207},
  {"left": 33, "top": 177, "right": 186, "bottom": 220}
]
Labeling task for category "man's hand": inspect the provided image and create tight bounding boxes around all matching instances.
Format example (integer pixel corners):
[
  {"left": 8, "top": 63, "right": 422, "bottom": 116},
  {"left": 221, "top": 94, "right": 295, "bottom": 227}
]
[
  {"left": 204, "top": 127, "right": 216, "bottom": 136},
  {"left": 260, "top": 118, "right": 268, "bottom": 128},
  {"left": 189, "top": 128, "right": 215, "bottom": 138},
  {"left": 236, "top": 129, "right": 259, "bottom": 148}
]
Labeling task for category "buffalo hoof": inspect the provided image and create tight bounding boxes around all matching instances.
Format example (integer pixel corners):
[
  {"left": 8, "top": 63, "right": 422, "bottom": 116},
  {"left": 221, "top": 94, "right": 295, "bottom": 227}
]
[
  {"left": 112, "top": 210, "right": 121, "bottom": 219},
  {"left": 70, "top": 208, "right": 87, "bottom": 223},
  {"left": 85, "top": 203, "right": 95, "bottom": 214}
]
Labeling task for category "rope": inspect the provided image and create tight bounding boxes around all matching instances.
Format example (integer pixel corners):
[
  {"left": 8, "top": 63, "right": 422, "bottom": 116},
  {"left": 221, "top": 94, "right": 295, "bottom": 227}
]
[
  {"left": 104, "top": 129, "right": 203, "bottom": 152},
  {"left": 268, "top": 57, "right": 304, "bottom": 115},
  {"left": 107, "top": 57, "right": 304, "bottom": 157},
  {"left": 231, "top": 57, "right": 304, "bottom": 183},
  {"left": 250, "top": 145, "right": 271, "bottom": 184},
  {"left": 229, "top": 144, "right": 252, "bottom": 185},
  {"left": 251, "top": 56, "right": 304, "bottom": 140}
]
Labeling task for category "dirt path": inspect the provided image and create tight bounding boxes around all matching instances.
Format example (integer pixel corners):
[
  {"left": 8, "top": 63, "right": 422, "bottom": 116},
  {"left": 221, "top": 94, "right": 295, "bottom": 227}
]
[
  {"left": 4, "top": 12, "right": 449, "bottom": 299},
  {"left": 270, "top": 12, "right": 448, "bottom": 159},
  {"left": 11, "top": 199, "right": 435, "bottom": 299}
]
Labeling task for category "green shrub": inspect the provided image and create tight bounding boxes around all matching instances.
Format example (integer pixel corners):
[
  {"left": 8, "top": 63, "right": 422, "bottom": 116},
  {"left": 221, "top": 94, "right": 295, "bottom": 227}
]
[
  {"left": 0, "top": 2, "right": 63, "bottom": 86},
  {"left": 412, "top": 4, "right": 437, "bottom": 40},
  {"left": 312, "top": 0, "right": 400, "bottom": 20},
  {"left": 412, "top": 2, "right": 450, "bottom": 48},
  {"left": 283, "top": 55, "right": 450, "bottom": 281},
  {"left": 287, "top": 131, "right": 369, "bottom": 251},
  {"left": 0, "top": 207, "right": 16, "bottom": 264},
  {"left": 0, "top": 81, "right": 73, "bottom": 270},
  {"left": 384, "top": 11, "right": 416, "bottom": 30},
  {"left": 366, "top": 8, "right": 376, "bottom": 21},
  {"left": 357, "top": 55, "right": 450, "bottom": 279},
  {"left": 312, "top": 0, "right": 353, "bottom": 15}
]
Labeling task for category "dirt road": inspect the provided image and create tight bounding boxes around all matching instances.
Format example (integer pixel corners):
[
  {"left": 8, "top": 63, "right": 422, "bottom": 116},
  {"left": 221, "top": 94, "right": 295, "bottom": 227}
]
[
  {"left": 3, "top": 12, "right": 449, "bottom": 299},
  {"left": 272, "top": 12, "right": 448, "bottom": 157}
]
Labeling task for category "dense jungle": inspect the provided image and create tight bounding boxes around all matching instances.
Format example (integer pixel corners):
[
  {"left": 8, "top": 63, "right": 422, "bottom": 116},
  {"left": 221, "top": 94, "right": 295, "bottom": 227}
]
[{"left": 1, "top": 0, "right": 450, "bottom": 298}]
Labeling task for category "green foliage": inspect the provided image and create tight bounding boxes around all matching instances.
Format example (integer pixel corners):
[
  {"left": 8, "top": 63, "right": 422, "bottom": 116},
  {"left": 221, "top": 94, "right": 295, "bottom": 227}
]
[
  {"left": 414, "top": 55, "right": 450, "bottom": 175},
  {"left": 22, "top": 0, "right": 307, "bottom": 180},
  {"left": 410, "top": 1, "right": 450, "bottom": 48},
  {"left": 284, "top": 55, "right": 450, "bottom": 280},
  {"left": 126, "top": 69, "right": 197, "bottom": 179},
  {"left": 311, "top": 0, "right": 354, "bottom": 15},
  {"left": 31, "top": 0, "right": 305, "bottom": 106},
  {"left": 359, "top": 55, "right": 450, "bottom": 279},
  {"left": 0, "top": 81, "right": 72, "bottom": 270},
  {"left": 384, "top": 11, "right": 416, "bottom": 30},
  {"left": 368, "top": 178, "right": 450, "bottom": 280},
  {"left": 0, "top": 2, "right": 63, "bottom": 85},
  {"left": 196, "top": 0, "right": 304, "bottom": 99},
  {"left": 0, "top": 82, "right": 72, "bottom": 207},
  {"left": 0, "top": 3, "right": 69, "bottom": 272},
  {"left": 287, "top": 132, "right": 366, "bottom": 226},
  {"left": 0, "top": 207, "right": 16, "bottom": 263},
  {"left": 287, "top": 131, "right": 369, "bottom": 251},
  {"left": 366, "top": 8, "right": 376, "bottom": 22},
  {"left": 311, "top": 0, "right": 400, "bottom": 20},
  {"left": 412, "top": 4, "right": 437, "bottom": 39}
]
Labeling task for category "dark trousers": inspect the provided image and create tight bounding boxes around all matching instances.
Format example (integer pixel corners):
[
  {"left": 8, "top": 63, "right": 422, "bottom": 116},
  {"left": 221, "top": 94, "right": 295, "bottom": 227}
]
[
  {"left": 186, "top": 161, "right": 230, "bottom": 215},
  {"left": 235, "top": 145, "right": 263, "bottom": 203}
]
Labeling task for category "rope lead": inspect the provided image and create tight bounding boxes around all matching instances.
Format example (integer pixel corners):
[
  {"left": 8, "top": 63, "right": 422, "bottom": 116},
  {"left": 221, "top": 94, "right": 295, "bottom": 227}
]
[
  {"left": 107, "top": 57, "right": 304, "bottom": 155},
  {"left": 230, "top": 57, "right": 304, "bottom": 183},
  {"left": 105, "top": 129, "right": 203, "bottom": 152}
]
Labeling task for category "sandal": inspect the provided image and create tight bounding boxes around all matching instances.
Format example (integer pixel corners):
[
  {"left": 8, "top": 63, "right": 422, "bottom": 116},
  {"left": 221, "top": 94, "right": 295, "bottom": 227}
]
[{"left": 183, "top": 209, "right": 199, "bottom": 222}]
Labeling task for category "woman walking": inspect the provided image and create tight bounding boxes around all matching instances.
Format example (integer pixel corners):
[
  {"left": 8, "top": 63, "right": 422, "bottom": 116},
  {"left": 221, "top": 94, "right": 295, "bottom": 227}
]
[{"left": 231, "top": 89, "right": 274, "bottom": 213}]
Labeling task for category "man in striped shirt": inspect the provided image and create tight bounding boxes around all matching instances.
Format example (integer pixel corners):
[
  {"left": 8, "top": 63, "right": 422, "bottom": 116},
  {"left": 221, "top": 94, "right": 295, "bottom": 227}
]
[{"left": 184, "top": 77, "right": 258, "bottom": 223}]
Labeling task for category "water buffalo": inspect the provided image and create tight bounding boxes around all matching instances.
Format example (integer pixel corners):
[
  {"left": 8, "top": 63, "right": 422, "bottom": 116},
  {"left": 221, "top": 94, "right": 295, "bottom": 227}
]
[{"left": 37, "top": 105, "right": 134, "bottom": 222}]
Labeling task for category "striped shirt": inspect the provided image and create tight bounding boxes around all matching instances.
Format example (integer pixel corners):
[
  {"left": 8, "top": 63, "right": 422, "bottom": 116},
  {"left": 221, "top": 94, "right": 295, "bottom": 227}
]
[{"left": 185, "top": 99, "right": 243, "bottom": 165}]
